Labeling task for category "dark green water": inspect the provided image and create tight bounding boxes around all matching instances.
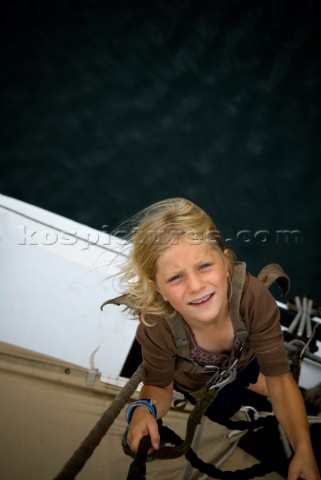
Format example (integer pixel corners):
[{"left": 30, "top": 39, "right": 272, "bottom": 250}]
[{"left": 1, "top": 0, "right": 321, "bottom": 304}]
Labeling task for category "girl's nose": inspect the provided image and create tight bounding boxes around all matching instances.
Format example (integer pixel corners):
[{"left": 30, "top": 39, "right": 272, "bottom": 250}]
[{"left": 187, "top": 273, "right": 205, "bottom": 292}]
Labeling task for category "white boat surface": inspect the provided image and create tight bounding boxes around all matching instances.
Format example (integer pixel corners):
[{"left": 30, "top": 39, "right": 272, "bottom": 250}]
[{"left": 0, "top": 193, "right": 138, "bottom": 378}]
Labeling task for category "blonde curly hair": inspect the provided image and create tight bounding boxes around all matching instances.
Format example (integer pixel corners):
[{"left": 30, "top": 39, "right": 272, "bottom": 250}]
[{"left": 116, "top": 198, "right": 234, "bottom": 325}]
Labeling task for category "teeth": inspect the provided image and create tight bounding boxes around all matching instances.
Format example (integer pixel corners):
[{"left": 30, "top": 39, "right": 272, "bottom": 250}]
[{"left": 191, "top": 294, "right": 211, "bottom": 305}]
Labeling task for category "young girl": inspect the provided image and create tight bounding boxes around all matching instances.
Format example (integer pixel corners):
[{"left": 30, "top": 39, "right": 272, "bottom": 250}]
[{"left": 116, "top": 198, "right": 320, "bottom": 480}]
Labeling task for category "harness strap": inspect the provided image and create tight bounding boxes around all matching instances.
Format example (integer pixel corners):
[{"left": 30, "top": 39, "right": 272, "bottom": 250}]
[
  {"left": 166, "top": 315, "right": 191, "bottom": 358},
  {"left": 229, "top": 262, "right": 248, "bottom": 343},
  {"left": 257, "top": 263, "right": 290, "bottom": 296}
]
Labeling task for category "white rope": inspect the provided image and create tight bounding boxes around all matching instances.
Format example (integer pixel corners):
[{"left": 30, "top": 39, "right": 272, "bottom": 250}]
[{"left": 289, "top": 296, "right": 314, "bottom": 338}]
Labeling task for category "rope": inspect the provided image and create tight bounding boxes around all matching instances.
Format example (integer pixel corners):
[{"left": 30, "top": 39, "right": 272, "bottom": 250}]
[
  {"left": 185, "top": 448, "right": 275, "bottom": 479},
  {"left": 54, "top": 363, "right": 145, "bottom": 480},
  {"left": 156, "top": 422, "right": 277, "bottom": 480},
  {"left": 124, "top": 414, "right": 279, "bottom": 479},
  {"left": 126, "top": 436, "right": 151, "bottom": 480}
]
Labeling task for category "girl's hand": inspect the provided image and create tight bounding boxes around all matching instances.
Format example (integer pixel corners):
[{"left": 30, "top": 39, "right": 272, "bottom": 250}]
[
  {"left": 126, "top": 407, "right": 160, "bottom": 454},
  {"left": 287, "top": 449, "right": 321, "bottom": 480}
]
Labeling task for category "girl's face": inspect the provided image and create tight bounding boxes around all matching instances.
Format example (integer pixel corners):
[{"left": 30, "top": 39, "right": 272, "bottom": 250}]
[{"left": 154, "top": 237, "right": 230, "bottom": 327}]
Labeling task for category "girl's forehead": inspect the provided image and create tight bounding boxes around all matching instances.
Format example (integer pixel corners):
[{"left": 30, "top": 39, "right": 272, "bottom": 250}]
[
  {"left": 156, "top": 239, "right": 219, "bottom": 266},
  {"left": 167, "top": 235, "right": 215, "bottom": 250}
]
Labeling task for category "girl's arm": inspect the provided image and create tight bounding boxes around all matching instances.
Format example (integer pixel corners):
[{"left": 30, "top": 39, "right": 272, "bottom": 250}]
[
  {"left": 266, "top": 372, "right": 320, "bottom": 480},
  {"left": 126, "top": 382, "right": 174, "bottom": 453}
]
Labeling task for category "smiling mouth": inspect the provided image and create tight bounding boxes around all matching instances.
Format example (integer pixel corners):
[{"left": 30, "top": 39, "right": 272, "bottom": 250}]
[{"left": 189, "top": 293, "right": 214, "bottom": 305}]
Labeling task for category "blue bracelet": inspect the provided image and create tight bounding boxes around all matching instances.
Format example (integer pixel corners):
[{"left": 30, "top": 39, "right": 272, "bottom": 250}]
[{"left": 126, "top": 399, "right": 157, "bottom": 424}]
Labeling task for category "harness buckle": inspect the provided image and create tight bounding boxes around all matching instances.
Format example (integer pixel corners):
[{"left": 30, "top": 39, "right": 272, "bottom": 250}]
[{"left": 208, "top": 366, "right": 237, "bottom": 391}]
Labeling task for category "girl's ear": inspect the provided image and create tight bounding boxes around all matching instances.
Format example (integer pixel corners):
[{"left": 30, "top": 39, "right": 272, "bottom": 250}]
[
  {"left": 148, "top": 278, "right": 168, "bottom": 302},
  {"left": 223, "top": 249, "right": 231, "bottom": 277},
  {"left": 148, "top": 278, "right": 157, "bottom": 290}
]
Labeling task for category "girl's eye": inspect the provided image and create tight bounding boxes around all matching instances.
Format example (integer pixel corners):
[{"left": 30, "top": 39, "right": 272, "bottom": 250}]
[
  {"left": 168, "top": 274, "right": 181, "bottom": 283},
  {"left": 200, "top": 263, "right": 212, "bottom": 270}
]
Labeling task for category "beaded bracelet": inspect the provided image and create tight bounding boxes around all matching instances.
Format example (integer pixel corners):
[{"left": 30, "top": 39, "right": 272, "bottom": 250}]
[{"left": 126, "top": 399, "right": 157, "bottom": 424}]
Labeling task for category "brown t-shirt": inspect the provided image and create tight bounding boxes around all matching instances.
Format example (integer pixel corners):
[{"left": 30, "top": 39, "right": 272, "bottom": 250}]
[{"left": 136, "top": 273, "right": 290, "bottom": 392}]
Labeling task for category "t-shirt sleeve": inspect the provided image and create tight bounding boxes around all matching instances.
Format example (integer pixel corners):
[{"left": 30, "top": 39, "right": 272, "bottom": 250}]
[
  {"left": 136, "top": 317, "right": 177, "bottom": 387},
  {"left": 241, "top": 274, "right": 290, "bottom": 376}
]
